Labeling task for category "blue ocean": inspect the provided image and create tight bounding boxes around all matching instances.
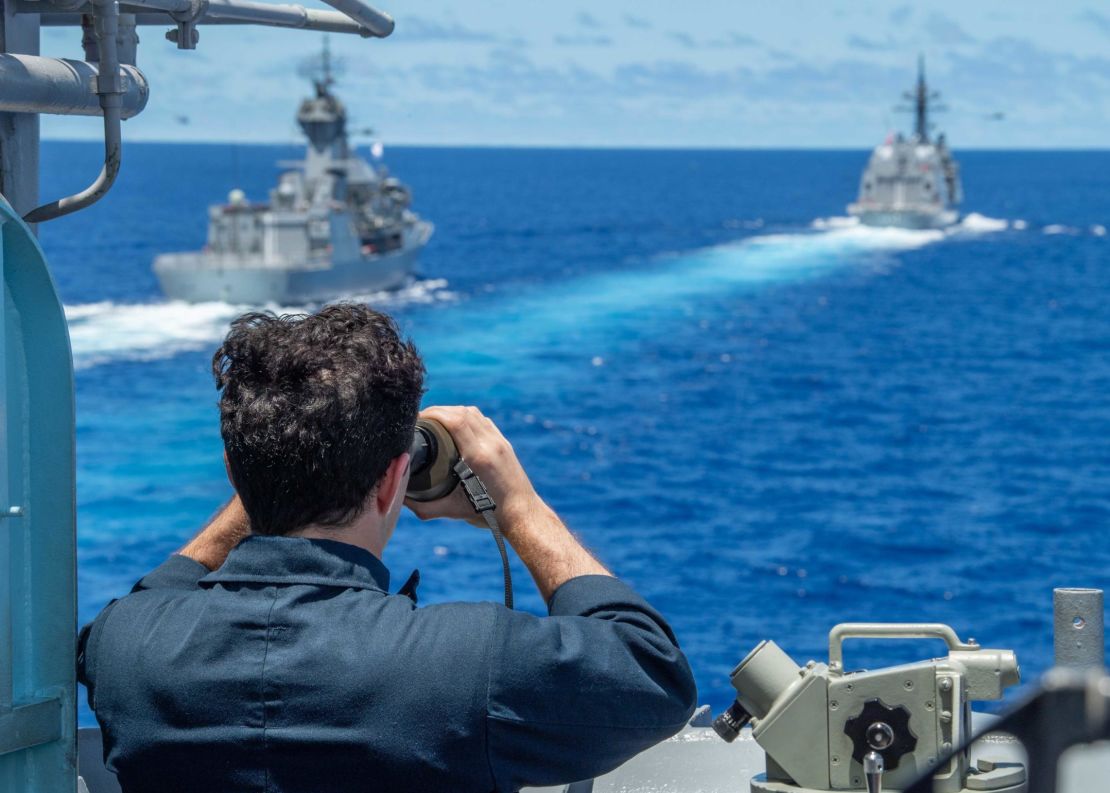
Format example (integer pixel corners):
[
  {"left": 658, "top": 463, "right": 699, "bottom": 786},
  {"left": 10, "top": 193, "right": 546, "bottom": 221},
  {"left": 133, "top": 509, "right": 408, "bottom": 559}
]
[{"left": 40, "top": 143, "right": 1109, "bottom": 725}]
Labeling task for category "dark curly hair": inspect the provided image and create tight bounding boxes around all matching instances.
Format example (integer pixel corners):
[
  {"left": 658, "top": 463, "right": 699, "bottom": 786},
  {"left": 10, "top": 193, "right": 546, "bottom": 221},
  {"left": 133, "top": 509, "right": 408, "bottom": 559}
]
[{"left": 213, "top": 304, "right": 425, "bottom": 536}]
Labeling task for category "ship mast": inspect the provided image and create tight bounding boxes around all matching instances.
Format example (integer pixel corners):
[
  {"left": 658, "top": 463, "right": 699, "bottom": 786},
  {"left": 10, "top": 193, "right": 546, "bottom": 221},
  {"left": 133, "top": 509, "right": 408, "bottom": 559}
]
[
  {"left": 297, "top": 36, "right": 351, "bottom": 190},
  {"left": 914, "top": 54, "right": 928, "bottom": 141},
  {"left": 319, "top": 35, "right": 335, "bottom": 95},
  {"left": 901, "top": 54, "right": 941, "bottom": 143}
]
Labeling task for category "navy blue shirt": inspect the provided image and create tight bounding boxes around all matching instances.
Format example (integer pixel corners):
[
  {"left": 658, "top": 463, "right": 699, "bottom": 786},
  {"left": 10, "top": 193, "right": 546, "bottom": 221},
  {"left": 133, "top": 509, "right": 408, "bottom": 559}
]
[{"left": 78, "top": 536, "right": 697, "bottom": 792}]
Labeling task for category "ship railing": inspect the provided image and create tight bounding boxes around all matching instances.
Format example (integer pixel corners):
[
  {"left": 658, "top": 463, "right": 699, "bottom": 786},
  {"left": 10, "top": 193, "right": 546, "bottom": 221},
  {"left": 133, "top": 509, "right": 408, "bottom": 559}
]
[
  {"left": 26, "top": 0, "right": 391, "bottom": 38},
  {"left": 1, "top": 0, "right": 396, "bottom": 223},
  {"left": 154, "top": 250, "right": 332, "bottom": 271},
  {"left": 848, "top": 200, "right": 946, "bottom": 212}
]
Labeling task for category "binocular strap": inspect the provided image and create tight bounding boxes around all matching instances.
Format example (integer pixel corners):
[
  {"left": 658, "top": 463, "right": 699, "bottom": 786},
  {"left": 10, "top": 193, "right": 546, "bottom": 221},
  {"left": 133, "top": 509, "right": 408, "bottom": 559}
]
[{"left": 453, "top": 458, "right": 514, "bottom": 610}]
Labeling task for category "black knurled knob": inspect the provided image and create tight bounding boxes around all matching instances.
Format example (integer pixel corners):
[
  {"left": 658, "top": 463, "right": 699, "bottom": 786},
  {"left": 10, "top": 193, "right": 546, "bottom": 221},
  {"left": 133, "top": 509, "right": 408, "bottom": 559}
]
[{"left": 843, "top": 698, "right": 917, "bottom": 771}]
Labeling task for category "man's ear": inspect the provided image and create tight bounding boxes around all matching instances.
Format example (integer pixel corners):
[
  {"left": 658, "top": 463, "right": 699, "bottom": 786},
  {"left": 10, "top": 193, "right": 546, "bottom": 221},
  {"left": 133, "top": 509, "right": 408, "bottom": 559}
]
[{"left": 375, "top": 452, "right": 411, "bottom": 516}]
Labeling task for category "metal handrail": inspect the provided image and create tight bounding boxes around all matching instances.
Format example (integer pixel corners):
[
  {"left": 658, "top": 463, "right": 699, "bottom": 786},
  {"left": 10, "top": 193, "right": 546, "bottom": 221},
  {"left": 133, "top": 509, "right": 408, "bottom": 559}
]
[
  {"left": 35, "top": 9, "right": 371, "bottom": 34},
  {"left": 22, "top": 0, "right": 391, "bottom": 36},
  {"left": 0, "top": 55, "right": 149, "bottom": 116},
  {"left": 205, "top": 0, "right": 380, "bottom": 35},
  {"left": 10, "top": 0, "right": 394, "bottom": 222},
  {"left": 23, "top": 0, "right": 123, "bottom": 223},
  {"left": 316, "top": 0, "right": 391, "bottom": 37}
]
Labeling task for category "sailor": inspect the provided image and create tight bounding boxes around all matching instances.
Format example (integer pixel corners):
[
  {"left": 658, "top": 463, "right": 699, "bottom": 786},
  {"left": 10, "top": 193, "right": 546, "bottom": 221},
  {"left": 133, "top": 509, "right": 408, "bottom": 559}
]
[{"left": 77, "top": 303, "right": 697, "bottom": 792}]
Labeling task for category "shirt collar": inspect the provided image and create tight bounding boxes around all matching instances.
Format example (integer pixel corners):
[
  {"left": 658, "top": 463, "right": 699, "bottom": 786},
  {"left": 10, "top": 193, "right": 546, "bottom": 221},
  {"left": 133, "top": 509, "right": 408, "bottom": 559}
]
[{"left": 200, "top": 535, "right": 391, "bottom": 592}]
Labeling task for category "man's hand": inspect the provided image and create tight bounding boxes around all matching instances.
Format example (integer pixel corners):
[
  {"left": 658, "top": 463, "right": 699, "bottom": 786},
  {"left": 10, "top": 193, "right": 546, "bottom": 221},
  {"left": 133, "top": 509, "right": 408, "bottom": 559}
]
[
  {"left": 180, "top": 495, "right": 252, "bottom": 570},
  {"left": 404, "top": 405, "right": 611, "bottom": 602},
  {"left": 404, "top": 406, "right": 541, "bottom": 532}
]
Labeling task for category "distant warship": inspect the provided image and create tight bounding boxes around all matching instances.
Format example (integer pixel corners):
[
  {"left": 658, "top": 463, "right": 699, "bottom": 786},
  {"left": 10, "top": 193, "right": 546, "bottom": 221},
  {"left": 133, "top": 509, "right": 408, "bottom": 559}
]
[
  {"left": 848, "top": 56, "right": 962, "bottom": 230},
  {"left": 154, "top": 41, "right": 432, "bottom": 304}
]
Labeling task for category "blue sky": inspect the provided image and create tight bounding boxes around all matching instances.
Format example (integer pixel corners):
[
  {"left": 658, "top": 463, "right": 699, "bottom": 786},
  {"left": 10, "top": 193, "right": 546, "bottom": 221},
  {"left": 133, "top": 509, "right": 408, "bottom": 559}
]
[{"left": 41, "top": 1, "right": 1110, "bottom": 148}]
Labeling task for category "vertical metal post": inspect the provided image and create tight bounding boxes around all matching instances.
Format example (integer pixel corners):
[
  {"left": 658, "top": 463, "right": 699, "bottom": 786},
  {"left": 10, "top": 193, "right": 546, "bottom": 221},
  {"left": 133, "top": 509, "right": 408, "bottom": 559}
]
[
  {"left": 0, "top": 193, "right": 75, "bottom": 791},
  {"left": 1053, "top": 588, "right": 1105, "bottom": 670},
  {"left": 0, "top": 1, "right": 41, "bottom": 218},
  {"left": 0, "top": 215, "right": 10, "bottom": 714}
]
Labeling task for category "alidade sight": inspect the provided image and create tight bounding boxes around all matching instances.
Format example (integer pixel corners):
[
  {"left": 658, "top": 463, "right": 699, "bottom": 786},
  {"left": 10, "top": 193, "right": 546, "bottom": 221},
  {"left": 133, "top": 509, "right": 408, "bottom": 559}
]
[{"left": 715, "top": 623, "right": 1025, "bottom": 793}]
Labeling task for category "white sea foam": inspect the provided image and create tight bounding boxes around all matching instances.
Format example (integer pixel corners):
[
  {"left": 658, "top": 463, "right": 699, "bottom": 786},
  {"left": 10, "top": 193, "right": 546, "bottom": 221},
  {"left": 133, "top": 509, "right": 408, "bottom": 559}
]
[
  {"left": 64, "top": 210, "right": 1008, "bottom": 372},
  {"left": 1092, "top": 225, "right": 1107, "bottom": 237},
  {"left": 956, "top": 213, "right": 1008, "bottom": 233},
  {"left": 812, "top": 213, "right": 1011, "bottom": 236},
  {"left": 1043, "top": 224, "right": 1077, "bottom": 235},
  {"left": 810, "top": 216, "right": 861, "bottom": 230},
  {"left": 787, "top": 222, "right": 942, "bottom": 251},
  {"left": 1012, "top": 219, "right": 1028, "bottom": 231},
  {"left": 66, "top": 279, "right": 454, "bottom": 370}
]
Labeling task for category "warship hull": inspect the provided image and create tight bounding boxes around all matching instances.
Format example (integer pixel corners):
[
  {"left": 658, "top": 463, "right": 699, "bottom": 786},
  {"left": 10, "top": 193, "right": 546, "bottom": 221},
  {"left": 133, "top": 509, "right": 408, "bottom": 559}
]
[
  {"left": 154, "top": 222, "right": 431, "bottom": 305},
  {"left": 848, "top": 205, "right": 958, "bottom": 230}
]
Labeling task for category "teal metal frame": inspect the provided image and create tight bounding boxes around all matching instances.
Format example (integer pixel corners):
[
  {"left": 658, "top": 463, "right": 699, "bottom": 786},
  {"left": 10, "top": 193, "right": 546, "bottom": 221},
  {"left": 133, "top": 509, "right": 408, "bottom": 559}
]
[{"left": 0, "top": 195, "right": 76, "bottom": 790}]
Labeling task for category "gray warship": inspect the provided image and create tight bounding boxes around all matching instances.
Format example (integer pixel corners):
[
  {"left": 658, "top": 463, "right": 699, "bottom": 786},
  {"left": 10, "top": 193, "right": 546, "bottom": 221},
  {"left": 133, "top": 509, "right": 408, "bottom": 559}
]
[
  {"left": 153, "top": 42, "right": 432, "bottom": 305},
  {"left": 848, "top": 57, "right": 963, "bottom": 230},
  {"left": 0, "top": 4, "right": 1107, "bottom": 792}
]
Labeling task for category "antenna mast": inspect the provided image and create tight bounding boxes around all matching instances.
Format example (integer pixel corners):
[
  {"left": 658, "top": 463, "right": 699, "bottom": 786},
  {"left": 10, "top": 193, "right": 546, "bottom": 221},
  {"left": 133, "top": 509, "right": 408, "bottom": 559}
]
[
  {"left": 914, "top": 54, "right": 928, "bottom": 141},
  {"left": 898, "top": 54, "right": 943, "bottom": 143},
  {"left": 322, "top": 35, "right": 334, "bottom": 89}
]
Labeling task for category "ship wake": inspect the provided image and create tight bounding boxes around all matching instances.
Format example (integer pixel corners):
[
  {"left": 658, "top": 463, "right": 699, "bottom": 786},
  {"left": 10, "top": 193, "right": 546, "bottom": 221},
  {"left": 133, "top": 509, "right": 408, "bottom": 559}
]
[
  {"left": 65, "top": 279, "right": 454, "bottom": 370},
  {"left": 409, "top": 217, "right": 1010, "bottom": 392},
  {"left": 66, "top": 215, "right": 1008, "bottom": 371}
]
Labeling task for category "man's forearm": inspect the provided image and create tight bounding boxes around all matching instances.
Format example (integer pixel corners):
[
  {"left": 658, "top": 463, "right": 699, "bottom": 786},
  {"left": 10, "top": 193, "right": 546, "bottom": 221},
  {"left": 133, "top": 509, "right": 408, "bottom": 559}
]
[
  {"left": 500, "top": 496, "right": 611, "bottom": 603},
  {"left": 405, "top": 406, "right": 613, "bottom": 602},
  {"left": 179, "top": 495, "right": 252, "bottom": 570}
]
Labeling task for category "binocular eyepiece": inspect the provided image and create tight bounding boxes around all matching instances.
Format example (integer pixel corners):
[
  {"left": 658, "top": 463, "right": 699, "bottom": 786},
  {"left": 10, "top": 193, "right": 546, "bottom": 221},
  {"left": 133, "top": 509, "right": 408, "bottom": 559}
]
[
  {"left": 407, "top": 418, "right": 461, "bottom": 502},
  {"left": 409, "top": 417, "right": 514, "bottom": 608}
]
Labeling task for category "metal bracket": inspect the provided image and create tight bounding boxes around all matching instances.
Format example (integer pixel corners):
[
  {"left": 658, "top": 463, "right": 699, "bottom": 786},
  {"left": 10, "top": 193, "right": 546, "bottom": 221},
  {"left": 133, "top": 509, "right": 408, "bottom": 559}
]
[
  {"left": 0, "top": 697, "right": 64, "bottom": 757},
  {"left": 168, "top": 0, "right": 206, "bottom": 48},
  {"left": 90, "top": 74, "right": 130, "bottom": 93},
  {"left": 905, "top": 669, "right": 1110, "bottom": 793}
]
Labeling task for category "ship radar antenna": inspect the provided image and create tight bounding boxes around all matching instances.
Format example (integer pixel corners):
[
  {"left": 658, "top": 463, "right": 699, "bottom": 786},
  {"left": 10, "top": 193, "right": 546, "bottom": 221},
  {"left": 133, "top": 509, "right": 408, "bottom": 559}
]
[
  {"left": 298, "top": 35, "right": 347, "bottom": 96},
  {"left": 896, "top": 54, "right": 946, "bottom": 143}
]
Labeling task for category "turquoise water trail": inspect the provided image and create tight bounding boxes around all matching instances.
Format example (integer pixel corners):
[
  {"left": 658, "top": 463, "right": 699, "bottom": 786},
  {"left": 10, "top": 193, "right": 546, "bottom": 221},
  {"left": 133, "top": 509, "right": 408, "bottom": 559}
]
[{"left": 65, "top": 217, "right": 981, "bottom": 374}]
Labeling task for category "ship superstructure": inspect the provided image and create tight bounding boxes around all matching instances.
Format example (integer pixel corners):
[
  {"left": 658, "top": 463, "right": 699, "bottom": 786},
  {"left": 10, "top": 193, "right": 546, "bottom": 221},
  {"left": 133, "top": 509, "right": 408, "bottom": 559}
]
[
  {"left": 848, "top": 57, "right": 963, "bottom": 229},
  {"left": 153, "top": 41, "right": 432, "bottom": 304}
]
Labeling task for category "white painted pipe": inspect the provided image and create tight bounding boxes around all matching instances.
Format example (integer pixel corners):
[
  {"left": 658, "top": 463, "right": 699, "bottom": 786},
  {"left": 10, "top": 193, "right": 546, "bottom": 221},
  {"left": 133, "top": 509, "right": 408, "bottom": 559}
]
[
  {"left": 1054, "top": 588, "right": 1105, "bottom": 670},
  {"left": 24, "top": 0, "right": 125, "bottom": 222},
  {"left": 0, "top": 54, "right": 148, "bottom": 118},
  {"left": 317, "top": 0, "right": 392, "bottom": 37}
]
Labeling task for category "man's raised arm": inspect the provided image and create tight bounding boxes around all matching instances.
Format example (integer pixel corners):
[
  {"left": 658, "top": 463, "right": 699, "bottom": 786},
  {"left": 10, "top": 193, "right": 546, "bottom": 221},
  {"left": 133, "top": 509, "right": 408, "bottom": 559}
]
[
  {"left": 406, "top": 406, "right": 698, "bottom": 789},
  {"left": 405, "top": 405, "right": 612, "bottom": 601},
  {"left": 180, "top": 494, "right": 252, "bottom": 571}
]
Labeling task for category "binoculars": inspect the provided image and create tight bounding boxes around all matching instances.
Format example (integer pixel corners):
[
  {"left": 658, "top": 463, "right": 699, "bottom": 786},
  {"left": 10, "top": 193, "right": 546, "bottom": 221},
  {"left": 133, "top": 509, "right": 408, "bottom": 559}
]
[{"left": 407, "top": 418, "right": 461, "bottom": 502}]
